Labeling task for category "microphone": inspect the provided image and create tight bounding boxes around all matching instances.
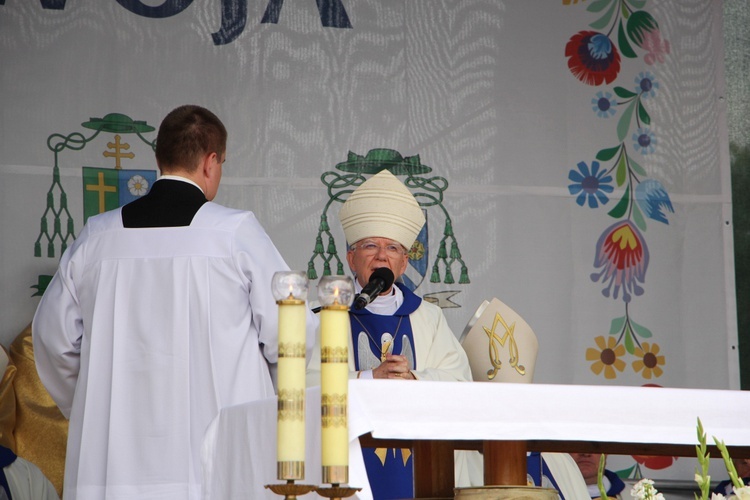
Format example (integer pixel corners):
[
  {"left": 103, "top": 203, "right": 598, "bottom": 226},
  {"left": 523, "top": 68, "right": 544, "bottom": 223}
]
[{"left": 353, "top": 268, "right": 395, "bottom": 310}]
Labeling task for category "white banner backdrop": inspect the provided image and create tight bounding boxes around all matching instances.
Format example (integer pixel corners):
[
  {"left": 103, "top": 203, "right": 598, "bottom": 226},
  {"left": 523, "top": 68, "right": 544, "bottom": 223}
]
[{"left": 0, "top": 1, "right": 738, "bottom": 482}]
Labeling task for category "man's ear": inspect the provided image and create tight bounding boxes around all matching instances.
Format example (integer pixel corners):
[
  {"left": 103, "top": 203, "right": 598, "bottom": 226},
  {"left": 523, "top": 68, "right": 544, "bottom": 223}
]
[{"left": 202, "top": 152, "right": 218, "bottom": 178}]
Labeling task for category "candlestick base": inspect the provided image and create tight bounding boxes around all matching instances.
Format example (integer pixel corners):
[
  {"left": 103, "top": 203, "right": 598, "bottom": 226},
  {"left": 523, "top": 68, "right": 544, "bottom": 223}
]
[
  {"left": 265, "top": 480, "right": 317, "bottom": 499},
  {"left": 315, "top": 483, "right": 361, "bottom": 500}
]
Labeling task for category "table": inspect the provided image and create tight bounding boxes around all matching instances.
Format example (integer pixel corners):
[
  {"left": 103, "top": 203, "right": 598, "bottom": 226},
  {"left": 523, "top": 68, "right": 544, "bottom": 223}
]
[
  {"left": 201, "top": 380, "right": 750, "bottom": 499},
  {"left": 348, "top": 379, "right": 750, "bottom": 498}
]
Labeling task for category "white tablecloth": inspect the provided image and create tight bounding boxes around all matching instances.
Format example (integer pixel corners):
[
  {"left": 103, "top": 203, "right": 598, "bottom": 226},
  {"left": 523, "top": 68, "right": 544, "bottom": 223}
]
[
  {"left": 347, "top": 380, "right": 750, "bottom": 445},
  {"left": 202, "top": 380, "right": 750, "bottom": 500}
]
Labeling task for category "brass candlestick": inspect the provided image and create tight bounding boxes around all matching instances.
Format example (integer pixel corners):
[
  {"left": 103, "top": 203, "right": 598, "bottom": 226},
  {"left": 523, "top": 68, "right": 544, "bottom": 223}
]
[
  {"left": 315, "top": 483, "right": 361, "bottom": 500},
  {"left": 265, "top": 480, "right": 317, "bottom": 500}
]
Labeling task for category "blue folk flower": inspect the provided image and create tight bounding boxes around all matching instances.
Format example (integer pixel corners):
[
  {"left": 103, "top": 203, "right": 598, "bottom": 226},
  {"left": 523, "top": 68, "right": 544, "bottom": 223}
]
[
  {"left": 592, "top": 91, "right": 617, "bottom": 118},
  {"left": 635, "top": 71, "right": 659, "bottom": 98},
  {"left": 633, "top": 127, "right": 656, "bottom": 155},
  {"left": 636, "top": 179, "right": 674, "bottom": 224},
  {"left": 568, "top": 160, "right": 614, "bottom": 208}
]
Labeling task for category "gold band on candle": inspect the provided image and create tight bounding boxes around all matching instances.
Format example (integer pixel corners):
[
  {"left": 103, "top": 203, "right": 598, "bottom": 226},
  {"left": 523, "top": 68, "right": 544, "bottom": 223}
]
[
  {"left": 321, "top": 392, "right": 347, "bottom": 428},
  {"left": 278, "top": 388, "right": 305, "bottom": 420},
  {"left": 278, "top": 461, "right": 305, "bottom": 480},
  {"left": 322, "top": 465, "right": 349, "bottom": 485},
  {"left": 321, "top": 345, "right": 348, "bottom": 364}
]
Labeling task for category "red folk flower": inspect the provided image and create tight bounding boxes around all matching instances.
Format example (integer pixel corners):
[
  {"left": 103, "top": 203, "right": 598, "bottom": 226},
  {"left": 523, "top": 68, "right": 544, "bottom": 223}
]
[
  {"left": 632, "top": 454, "right": 677, "bottom": 470},
  {"left": 565, "top": 31, "right": 621, "bottom": 86}
]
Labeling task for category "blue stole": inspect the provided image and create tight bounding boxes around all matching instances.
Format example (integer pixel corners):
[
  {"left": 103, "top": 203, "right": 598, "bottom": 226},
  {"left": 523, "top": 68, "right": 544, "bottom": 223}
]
[
  {"left": 527, "top": 452, "right": 565, "bottom": 499},
  {"left": 527, "top": 453, "right": 626, "bottom": 499},
  {"left": 349, "top": 283, "right": 421, "bottom": 500},
  {"left": 601, "top": 469, "right": 626, "bottom": 497},
  {"left": 0, "top": 445, "right": 16, "bottom": 499}
]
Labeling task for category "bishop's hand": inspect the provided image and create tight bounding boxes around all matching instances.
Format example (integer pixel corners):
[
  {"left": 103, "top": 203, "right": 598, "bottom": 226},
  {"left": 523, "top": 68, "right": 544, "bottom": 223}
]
[{"left": 372, "top": 354, "right": 415, "bottom": 380}]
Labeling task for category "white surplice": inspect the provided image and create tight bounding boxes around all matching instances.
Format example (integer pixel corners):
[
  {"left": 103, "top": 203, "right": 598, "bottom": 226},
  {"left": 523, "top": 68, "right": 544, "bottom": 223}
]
[{"left": 32, "top": 203, "right": 317, "bottom": 500}]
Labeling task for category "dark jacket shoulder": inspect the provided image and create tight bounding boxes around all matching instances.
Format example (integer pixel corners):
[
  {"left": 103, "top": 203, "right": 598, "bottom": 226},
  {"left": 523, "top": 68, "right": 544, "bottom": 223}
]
[{"left": 121, "top": 179, "right": 207, "bottom": 228}]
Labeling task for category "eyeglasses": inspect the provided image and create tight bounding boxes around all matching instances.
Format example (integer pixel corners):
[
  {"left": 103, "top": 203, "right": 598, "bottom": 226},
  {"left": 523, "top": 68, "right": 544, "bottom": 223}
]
[{"left": 354, "top": 240, "right": 407, "bottom": 257}]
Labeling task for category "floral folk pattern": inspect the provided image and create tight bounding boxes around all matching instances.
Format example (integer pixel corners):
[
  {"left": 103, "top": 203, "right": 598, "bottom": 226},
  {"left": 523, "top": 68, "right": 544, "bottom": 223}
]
[{"left": 564, "top": 0, "right": 672, "bottom": 381}]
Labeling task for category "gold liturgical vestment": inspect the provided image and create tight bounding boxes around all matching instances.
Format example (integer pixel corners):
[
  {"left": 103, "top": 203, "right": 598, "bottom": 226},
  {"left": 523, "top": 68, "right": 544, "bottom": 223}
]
[{"left": 6, "top": 325, "right": 67, "bottom": 497}]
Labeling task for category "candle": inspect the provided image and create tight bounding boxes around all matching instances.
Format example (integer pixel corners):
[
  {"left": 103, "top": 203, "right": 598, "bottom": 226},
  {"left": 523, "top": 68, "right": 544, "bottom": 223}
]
[
  {"left": 272, "top": 271, "right": 309, "bottom": 481},
  {"left": 317, "top": 276, "right": 354, "bottom": 485}
]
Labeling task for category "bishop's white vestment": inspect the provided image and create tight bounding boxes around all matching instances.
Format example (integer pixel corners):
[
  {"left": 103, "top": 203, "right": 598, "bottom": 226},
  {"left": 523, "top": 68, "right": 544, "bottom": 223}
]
[{"left": 32, "top": 202, "right": 317, "bottom": 500}]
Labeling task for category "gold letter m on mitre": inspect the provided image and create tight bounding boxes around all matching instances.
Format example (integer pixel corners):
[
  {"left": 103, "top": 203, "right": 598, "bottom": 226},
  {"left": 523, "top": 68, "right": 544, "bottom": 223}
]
[{"left": 483, "top": 312, "right": 526, "bottom": 379}]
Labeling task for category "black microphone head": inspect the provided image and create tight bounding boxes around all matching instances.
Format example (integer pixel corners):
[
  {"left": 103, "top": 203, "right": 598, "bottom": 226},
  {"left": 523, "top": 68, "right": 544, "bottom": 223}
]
[
  {"left": 370, "top": 267, "right": 395, "bottom": 288},
  {"left": 352, "top": 268, "right": 396, "bottom": 310},
  {"left": 352, "top": 295, "right": 369, "bottom": 310}
]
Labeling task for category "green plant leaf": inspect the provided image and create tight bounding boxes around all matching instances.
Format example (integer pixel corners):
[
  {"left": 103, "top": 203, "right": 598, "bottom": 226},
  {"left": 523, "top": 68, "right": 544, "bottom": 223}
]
[
  {"left": 596, "top": 145, "right": 621, "bottom": 162},
  {"left": 627, "top": 10, "right": 659, "bottom": 47},
  {"left": 597, "top": 455, "right": 609, "bottom": 500},
  {"left": 629, "top": 156, "right": 647, "bottom": 177},
  {"left": 632, "top": 201, "right": 648, "bottom": 232},
  {"left": 637, "top": 99, "right": 651, "bottom": 125},
  {"left": 589, "top": 0, "right": 618, "bottom": 30},
  {"left": 609, "top": 316, "right": 626, "bottom": 335},
  {"left": 587, "top": 0, "right": 614, "bottom": 13},
  {"left": 617, "top": 101, "right": 637, "bottom": 142},
  {"left": 631, "top": 319, "right": 653, "bottom": 339},
  {"left": 618, "top": 20, "right": 638, "bottom": 58},
  {"left": 614, "top": 86, "right": 638, "bottom": 99},
  {"left": 616, "top": 148, "right": 628, "bottom": 186},
  {"left": 608, "top": 185, "right": 630, "bottom": 218}
]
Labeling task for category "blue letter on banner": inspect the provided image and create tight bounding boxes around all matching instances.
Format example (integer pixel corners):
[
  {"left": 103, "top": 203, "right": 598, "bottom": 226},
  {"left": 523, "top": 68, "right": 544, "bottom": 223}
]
[
  {"left": 211, "top": 0, "right": 247, "bottom": 45},
  {"left": 38, "top": 0, "right": 68, "bottom": 8},
  {"left": 261, "top": 0, "right": 352, "bottom": 28},
  {"left": 115, "top": 0, "right": 193, "bottom": 18}
]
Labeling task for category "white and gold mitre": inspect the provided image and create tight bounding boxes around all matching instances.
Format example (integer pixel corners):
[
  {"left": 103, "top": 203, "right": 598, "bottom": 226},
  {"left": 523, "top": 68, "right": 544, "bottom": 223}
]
[
  {"left": 338, "top": 169, "right": 426, "bottom": 250},
  {"left": 460, "top": 298, "right": 539, "bottom": 384}
]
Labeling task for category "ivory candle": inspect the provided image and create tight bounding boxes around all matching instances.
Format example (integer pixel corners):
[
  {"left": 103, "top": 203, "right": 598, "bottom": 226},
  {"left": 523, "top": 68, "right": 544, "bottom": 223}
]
[
  {"left": 317, "top": 276, "right": 354, "bottom": 485},
  {"left": 272, "top": 271, "right": 309, "bottom": 481}
]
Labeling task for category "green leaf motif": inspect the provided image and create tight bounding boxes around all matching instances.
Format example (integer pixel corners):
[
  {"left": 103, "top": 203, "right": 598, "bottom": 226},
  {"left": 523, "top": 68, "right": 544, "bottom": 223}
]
[
  {"left": 589, "top": 0, "right": 618, "bottom": 30},
  {"left": 609, "top": 316, "right": 626, "bottom": 335},
  {"left": 632, "top": 202, "right": 648, "bottom": 232},
  {"left": 637, "top": 99, "right": 651, "bottom": 125},
  {"left": 626, "top": 0, "right": 647, "bottom": 9},
  {"left": 631, "top": 319, "right": 653, "bottom": 339},
  {"left": 629, "top": 156, "right": 648, "bottom": 177},
  {"left": 614, "top": 86, "right": 638, "bottom": 99},
  {"left": 624, "top": 325, "right": 635, "bottom": 354},
  {"left": 616, "top": 148, "right": 628, "bottom": 186},
  {"left": 614, "top": 464, "right": 638, "bottom": 480},
  {"left": 627, "top": 10, "right": 659, "bottom": 47},
  {"left": 618, "top": 20, "right": 638, "bottom": 58},
  {"left": 587, "top": 0, "right": 614, "bottom": 13},
  {"left": 617, "top": 101, "right": 637, "bottom": 142},
  {"left": 596, "top": 145, "right": 621, "bottom": 162},
  {"left": 608, "top": 185, "right": 630, "bottom": 218}
]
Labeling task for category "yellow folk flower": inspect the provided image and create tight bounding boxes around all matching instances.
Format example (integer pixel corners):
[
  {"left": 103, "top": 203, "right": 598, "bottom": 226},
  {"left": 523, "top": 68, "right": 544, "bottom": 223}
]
[
  {"left": 632, "top": 342, "right": 665, "bottom": 379},
  {"left": 586, "top": 336, "right": 625, "bottom": 379}
]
